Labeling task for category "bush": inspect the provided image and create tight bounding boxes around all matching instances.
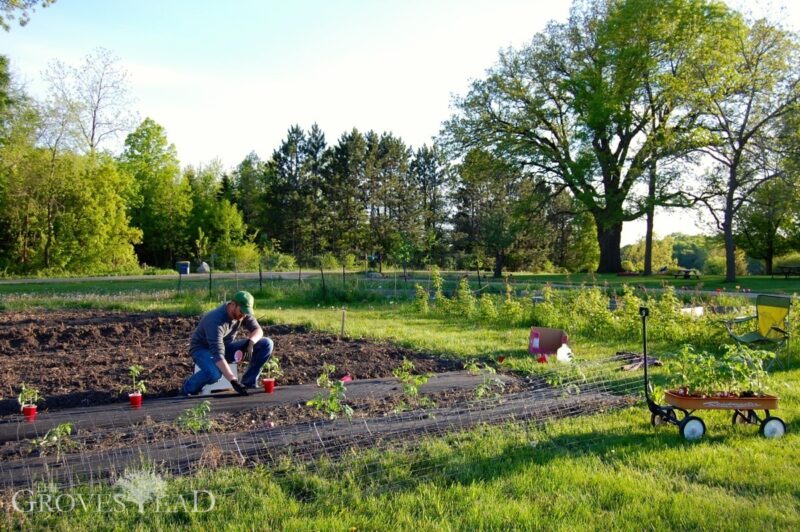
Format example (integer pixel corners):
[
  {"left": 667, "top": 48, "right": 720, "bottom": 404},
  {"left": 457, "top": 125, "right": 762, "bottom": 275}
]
[
  {"left": 262, "top": 250, "right": 297, "bottom": 271},
  {"left": 775, "top": 252, "right": 800, "bottom": 268},
  {"left": 621, "top": 260, "right": 636, "bottom": 273},
  {"left": 318, "top": 253, "right": 340, "bottom": 270}
]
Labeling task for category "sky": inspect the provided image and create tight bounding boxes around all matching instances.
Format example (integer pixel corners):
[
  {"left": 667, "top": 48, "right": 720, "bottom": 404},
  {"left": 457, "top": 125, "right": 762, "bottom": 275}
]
[{"left": 1, "top": 0, "right": 799, "bottom": 246}]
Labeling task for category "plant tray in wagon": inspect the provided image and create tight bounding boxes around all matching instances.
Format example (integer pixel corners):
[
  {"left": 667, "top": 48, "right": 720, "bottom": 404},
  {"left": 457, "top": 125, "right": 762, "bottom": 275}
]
[{"left": 665, "top": 390, "right": 778, "bottom": 411}]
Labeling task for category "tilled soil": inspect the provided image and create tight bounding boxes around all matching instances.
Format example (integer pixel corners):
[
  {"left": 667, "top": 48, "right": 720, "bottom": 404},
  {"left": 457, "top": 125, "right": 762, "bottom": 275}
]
[
  {"left": 0, "top": 383, "right": 529, "bottom": 461},
  {"left": 0, "top": 309, "right": 462, "bottom": 415}
]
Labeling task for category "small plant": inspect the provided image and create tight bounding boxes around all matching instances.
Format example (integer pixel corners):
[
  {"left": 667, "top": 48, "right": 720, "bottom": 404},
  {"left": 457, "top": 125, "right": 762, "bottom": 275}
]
[
  {"left": 129, "top": 364, "right": 147, "bottom": 394},
  {"left": 18, "top": 383, "right": 42, "bottom": 407},
  {"left": 392, "top": 358, "right": 434, "bottom": 412},
  {"left": 414, "top": 284, "right": 429, "bottom": 314},
  {"left": 667, "top": 344, "right": 773, "bottom": 397},
  {"left": 307, "top": 364, "right": 353, "bottom": 420},
  {"left": 32, "top": 422, "right": 77, "bottom": 461},
  {"left": 454, "top": 277, "right": 477, "bottom": 317},
  {"left": 466, "top": 360, "right": 506, "bottom": 399},
  {"left": 261, "top": 357, "right": 283, "bottom": 380},
  {"left": 175, "top": 400, "right": 213, "bottom": 433}
]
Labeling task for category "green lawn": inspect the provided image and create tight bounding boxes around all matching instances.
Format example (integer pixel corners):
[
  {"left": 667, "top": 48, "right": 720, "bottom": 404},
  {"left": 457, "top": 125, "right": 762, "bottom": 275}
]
[{"left": 2, "top": 283, "right": 798, "bottom": 530}]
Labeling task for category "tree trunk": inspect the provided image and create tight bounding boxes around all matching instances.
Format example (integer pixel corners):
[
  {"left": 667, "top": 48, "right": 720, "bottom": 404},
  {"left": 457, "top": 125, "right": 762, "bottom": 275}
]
[
  {"left": 493, "top": 252, "right": 504, "bottom": 278},
  {"left": 765, "top": 254, "right": 773, "bottom": 276},
  {"left": 643, "top": 162, "right": 656, "bottom": 276},
  {"left": 724, "top": 172, "right": 737, "bottom": 283},
  {"left": 596, "top": 222, "right": 623, "bottom": 273}
]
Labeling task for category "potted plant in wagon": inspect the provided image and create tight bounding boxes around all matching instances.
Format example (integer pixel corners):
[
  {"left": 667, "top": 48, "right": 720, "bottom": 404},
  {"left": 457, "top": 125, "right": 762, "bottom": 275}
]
[
  {"left": 261, "top": 357, "right": 283, "bottom": 394},
  {"left": 662, "top": 344, "right": 785, "bottom": 439},
  {"left": 18, "top": 383, "right": 42, "bottom": 421},
  {"left": 128, "top": 364, "right": 147, "bottom": 407}
]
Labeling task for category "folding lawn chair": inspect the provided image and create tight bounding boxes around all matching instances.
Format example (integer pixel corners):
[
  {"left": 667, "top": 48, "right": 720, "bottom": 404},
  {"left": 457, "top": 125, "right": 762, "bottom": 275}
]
[{"left": 723, "top": 294, "right": 792, "bottom": 369}]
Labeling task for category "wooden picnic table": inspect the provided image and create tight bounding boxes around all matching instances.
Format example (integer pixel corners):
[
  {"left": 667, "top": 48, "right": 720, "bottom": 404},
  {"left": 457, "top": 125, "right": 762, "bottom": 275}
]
[
  {"left": 774, "top": 265, "right": 800, "bottom": 279},
  {"left": 673, "top": 268, "right": 701, "bottom": 279}
]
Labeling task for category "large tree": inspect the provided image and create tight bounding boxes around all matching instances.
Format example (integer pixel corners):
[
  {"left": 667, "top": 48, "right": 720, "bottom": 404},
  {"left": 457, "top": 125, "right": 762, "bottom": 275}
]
[
  {"left": 689, "top": 17, "right": 800, "bottom": 282},
  {"left": 120, "top": 118, "right": 191, "bottom": 266},
  {"left": 443, "top": 0, "right": 731, "bottom": 273},
  {"left": 43, "top": 47, "right": 136, "bottom": 153}
]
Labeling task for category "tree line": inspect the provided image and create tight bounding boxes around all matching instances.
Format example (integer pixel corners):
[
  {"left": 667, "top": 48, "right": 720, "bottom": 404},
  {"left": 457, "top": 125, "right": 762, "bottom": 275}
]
[{"left": 2, "top": 0, "right": 800, "bottom": 280}]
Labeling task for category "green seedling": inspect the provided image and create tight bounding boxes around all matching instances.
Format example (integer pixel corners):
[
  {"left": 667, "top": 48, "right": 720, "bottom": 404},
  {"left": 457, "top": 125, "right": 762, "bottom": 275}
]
[
  {"left": 33, "top": 422, "right": 77, "bottom": 461},
  {"left": 18, "top": 383, "right": 42, "bottom": 407},
  {"left": 307, "top": 364, "right": 354, "bottom": 420},
  {"left": 392, "top": 358, "right": 435, "bottom": 412},
  {"left": 175, "top": 400, "right": 213, "bottom": 433},
  {"left": 129, "top": 364, "right": 147, "bottom": 394},
  {"left": 466, "top": 360, "right": 505, "bottom": 399},
  {"left": 261, "top": 357, "right": 284, "bottom": 380}
]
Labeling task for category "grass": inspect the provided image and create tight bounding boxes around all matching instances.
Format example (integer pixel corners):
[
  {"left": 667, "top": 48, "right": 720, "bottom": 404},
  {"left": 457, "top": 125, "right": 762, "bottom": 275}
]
[{"left": 1, "top": 281, "right": 799, "bottom": 530}]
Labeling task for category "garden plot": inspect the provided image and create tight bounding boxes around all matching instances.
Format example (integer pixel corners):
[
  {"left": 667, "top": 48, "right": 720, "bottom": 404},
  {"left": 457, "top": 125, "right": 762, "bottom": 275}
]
[
  {"left": 0, "top": 310, "right": 460, "bottom": 416},
  {"left": 0, "top": 310, "right": 642, "bottom": 491}
]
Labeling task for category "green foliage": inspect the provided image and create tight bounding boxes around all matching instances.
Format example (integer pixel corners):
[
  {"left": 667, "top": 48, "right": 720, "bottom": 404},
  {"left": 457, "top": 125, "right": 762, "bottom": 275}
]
[
  {"left": 775, "top": 252, "right": 800, "bottom": 268},
  {"left": 453, "top": 277, "right": 477, "bottom": 318},
  {"left": 621, "top": 235, "right": 677, "bottom": 272},
  {"left": 478, "top": 293, "right": 498, "bottom": 321},
  {"left": 318, "top": 253, "right": 340, "bottom": 270},
  {"left": 129, "top": 364, "right": 146, "bottom": 394},
  {"left": 261, "top": 357, "right": 283, "bottom": 380},
  {"left": 17, "top": 382, "right": 41, "bottom": 406},
  {"left": 414, "top": 284, "right": 429, "bottom": 314},
  {"left": 666, "top": 344, "right": 773, "bottom": 396},
  {"left": 498, "top": 280, "right": 524, "bottom": 326},
  {"left": 391, "top": 358, "right": 434, "bottom": 412},
  {"left": 306, "top": 364, "right": 353, "bottom": 420},
  {"left": 465, "top": 360, "right": 505, "bottom": 399},
  {"left": 32, "top": 422, "right": 76, "bottom": 461},
  {"left": 175, "top": 400, "right": 213, "bottom": 434}
]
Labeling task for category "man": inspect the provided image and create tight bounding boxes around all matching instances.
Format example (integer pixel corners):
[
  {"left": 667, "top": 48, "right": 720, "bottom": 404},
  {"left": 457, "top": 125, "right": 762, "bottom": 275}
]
[{"left": 182, "top": 291, "right": 274, "bottom": 396}]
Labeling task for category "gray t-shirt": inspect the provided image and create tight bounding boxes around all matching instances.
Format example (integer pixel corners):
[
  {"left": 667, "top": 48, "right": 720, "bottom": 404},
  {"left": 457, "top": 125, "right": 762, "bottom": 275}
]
[{"left": 190, "top": 303, "right": 261, "bottom": 361}]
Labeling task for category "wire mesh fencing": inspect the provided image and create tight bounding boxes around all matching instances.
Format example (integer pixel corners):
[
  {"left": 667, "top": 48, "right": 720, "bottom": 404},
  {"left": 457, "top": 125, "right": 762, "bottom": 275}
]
[{"left": 0, "top": 354, "right": 648, "bottom": 494}]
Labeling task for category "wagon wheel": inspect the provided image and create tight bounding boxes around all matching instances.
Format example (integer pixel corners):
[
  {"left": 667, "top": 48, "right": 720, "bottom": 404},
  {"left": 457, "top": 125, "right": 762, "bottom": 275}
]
[
  {"left": 759, "top": 417, "right": 786, "bottom": 439},
  {"left": 679, "top": 416, "right": 705, "bottom": 441},
  {"left": 732, "top": 410, "right": 750, "bottom": 425}
]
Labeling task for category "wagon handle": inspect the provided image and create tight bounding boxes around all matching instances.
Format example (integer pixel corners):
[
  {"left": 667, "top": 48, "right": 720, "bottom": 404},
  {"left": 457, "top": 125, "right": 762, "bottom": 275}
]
[{"left": 640, "top": 307, "right": 651, "bottom": 401}]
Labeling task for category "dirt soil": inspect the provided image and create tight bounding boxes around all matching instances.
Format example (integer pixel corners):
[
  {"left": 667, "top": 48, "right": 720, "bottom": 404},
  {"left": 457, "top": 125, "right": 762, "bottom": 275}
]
[
  {"left": 0, "top": 382, "right": 531, "bottom": 461},
  {"left": 0, "top": 309, "right": 462, "bottom": 415}
]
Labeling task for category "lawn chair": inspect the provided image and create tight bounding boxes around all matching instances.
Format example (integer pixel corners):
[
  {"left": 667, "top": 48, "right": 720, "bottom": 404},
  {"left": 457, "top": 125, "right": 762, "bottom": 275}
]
[{"left": 723, "top": 294, "right": 791, "bottom": 369}]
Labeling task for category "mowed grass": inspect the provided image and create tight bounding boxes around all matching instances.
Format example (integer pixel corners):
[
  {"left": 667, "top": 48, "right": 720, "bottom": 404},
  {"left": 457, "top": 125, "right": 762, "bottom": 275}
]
[{"left": 1, "top": 283, "right": 799, "bottom": 530}]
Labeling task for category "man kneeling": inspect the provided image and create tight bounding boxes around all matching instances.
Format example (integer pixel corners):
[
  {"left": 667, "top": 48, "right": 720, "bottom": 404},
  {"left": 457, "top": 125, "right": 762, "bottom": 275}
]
[{"left": 182, "top": 291, "right": 274, "bottom": 396}]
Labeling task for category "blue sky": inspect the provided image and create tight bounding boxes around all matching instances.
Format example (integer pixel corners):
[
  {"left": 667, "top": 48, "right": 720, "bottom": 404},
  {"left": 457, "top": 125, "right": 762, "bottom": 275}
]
[{"left": 2, "top": 0, "right": 798, "bottom": 244}]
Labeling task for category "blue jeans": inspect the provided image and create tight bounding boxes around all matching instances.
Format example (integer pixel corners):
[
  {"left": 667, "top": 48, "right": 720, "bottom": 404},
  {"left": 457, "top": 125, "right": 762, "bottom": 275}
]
[{"left": 182, "top": 337, "right": 274, "bottom": 395}]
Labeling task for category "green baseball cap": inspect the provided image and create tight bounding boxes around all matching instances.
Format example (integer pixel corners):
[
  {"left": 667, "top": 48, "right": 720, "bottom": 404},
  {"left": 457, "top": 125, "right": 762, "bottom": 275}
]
[{"left": 233, "top": 291, "right": 254, "bottom": 316}]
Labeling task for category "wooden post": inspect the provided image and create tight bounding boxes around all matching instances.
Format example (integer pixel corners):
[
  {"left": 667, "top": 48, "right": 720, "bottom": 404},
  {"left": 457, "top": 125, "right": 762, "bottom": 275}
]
[
  {"left": 259, "top": 258, "right": 263, "bottom": 292},
  {"left": 341, "top": 308, "right": 346, "bottom": 338}
]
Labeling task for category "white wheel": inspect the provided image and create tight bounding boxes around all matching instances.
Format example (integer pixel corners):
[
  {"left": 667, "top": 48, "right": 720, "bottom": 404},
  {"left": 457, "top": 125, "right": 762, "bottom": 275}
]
[
  {"left": 760, "top": 417, "right": 786, "bottom": 439},
  {"left": 680, "top": 416, "right": 705, "bottom": 441}
]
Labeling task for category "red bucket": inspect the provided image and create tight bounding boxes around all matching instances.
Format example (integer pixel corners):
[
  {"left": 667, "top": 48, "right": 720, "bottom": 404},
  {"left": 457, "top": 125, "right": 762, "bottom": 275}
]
[
  {"left": 129, "top": 393, "right": 143, "bottom": 408},
  {"left": 22, "top": 404, "right": 37, "bottom": 421},
  {"left": 262, "top": 378, "right": 276, "bottom": 394}
]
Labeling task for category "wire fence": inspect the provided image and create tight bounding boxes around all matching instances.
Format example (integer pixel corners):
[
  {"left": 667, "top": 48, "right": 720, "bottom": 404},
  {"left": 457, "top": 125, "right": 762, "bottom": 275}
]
[{"left": 0, "top": 354, "right": 646, "bottom": 495}]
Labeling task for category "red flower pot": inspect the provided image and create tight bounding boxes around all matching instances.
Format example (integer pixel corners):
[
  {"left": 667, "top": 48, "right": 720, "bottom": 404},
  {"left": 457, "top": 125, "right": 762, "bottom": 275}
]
[
  {"left": 21, "top": 404, "right": 37, "bottom": 421},
  {"left": 129, "top": 392, "right": 143, "bottom": 408},
  {"left": 262, "top": 378, "right": 276, "bottom": 393}
]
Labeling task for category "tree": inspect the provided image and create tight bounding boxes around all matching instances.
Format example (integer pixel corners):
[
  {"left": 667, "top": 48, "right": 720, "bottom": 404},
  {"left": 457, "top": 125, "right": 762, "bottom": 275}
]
[
  {"left": 323, "top": 128, "right": 368, "bottom": 263},
  {"left": 734, "top": 178, "right": 796, "bottom": 274},
  {"left": 0, "top": 0, "right": 55, "bottom": 31},
  {"left": 452, "top": 149, "right": 522, "bottom": 277},
  {"left": 120, "top": 118, "right": 191, "bottom": 266},
  {"left": 44, "top": 47, "right": 136, "bottom": 153},
  {"left": 689, "top": 17, "right": 800, "bottom": 282},
  {"left": 443, "top": 0, "right": 732, "bottom": 273},
  {"left": 622, "top": 234, "right": 677, "bottom": 272},
  {"left": 410, "top": 144, "right": 450, "bottom": 265}
]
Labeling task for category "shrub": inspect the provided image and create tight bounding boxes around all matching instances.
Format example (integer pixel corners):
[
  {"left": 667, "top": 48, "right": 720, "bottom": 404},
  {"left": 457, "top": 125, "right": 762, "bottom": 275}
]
[
  {"left": 478, "top": 293, "right": 498, "bottom": 321},
  {"left": 775, "top": 252, "right": 800, "bottom": 268},
  {"left": 454, "top": 277, "right": 477, "bottom": 318},
  {"left": 318, "top": 253, "right": 340, "bottom": 270},
  {"left": 414, "top": 284, "right": 429, "bottom": 314}
]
